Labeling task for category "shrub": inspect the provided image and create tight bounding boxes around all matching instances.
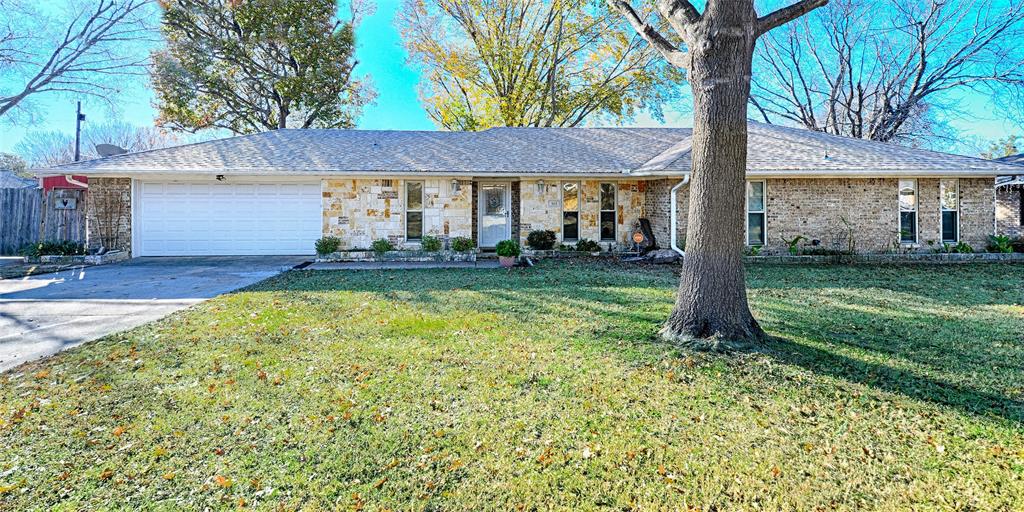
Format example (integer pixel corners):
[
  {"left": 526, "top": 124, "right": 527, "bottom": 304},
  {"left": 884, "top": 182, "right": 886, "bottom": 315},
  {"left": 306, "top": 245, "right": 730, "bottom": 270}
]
[
  {"left": 420, "top": 235, "right": 442, "bottom": 252},
  {"left": 575, "top": 239, "right": 601, "bottom": 252},
  {"left": 22, "top": 240, "right": 86, "bottom": 258},
  {"left": 526, "top": 230, "right": 557, "bottom": 250},
  {"left": 781, "top": 235, "right": 806, "bottom": 256},
  {"left": 1012, "top": 236, "right": 1024, "bottom": 253},
  {"left": 987, "top": 235, "right": 1013, "bottom": 253},
  {"left": 495, "top": 239, "right": 520, "bottom": 257},
  {"left": 745, "top": 245, "right": 762, "bottom": 256},
  {"left": 450, "top": 236, "right": 475, "bottom": 252},
  {"left": 314, "top": 236, "right": 341, "bottom": 255},
  {"left": 954, "top": 241, "right": 974, "bottom": 254},
  {"left": 371, "top": 238, "right": 394, "bottom": 254}
]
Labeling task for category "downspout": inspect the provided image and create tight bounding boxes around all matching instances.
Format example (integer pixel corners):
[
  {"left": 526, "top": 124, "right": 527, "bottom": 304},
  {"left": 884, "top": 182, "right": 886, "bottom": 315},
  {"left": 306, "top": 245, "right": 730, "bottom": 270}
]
[
  {"left": 670, "top": 174, "right": 690, "bottom": 256},
  {"left": 64, "top": 175, "right": 88, "bottom": 188}
]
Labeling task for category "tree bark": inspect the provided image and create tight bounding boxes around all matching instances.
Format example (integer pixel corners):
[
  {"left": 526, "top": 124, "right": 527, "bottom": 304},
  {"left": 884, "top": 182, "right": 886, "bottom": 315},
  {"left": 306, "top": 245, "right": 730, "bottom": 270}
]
[{"left": 660, "top": 0, "right": 766, "bottom": 349}]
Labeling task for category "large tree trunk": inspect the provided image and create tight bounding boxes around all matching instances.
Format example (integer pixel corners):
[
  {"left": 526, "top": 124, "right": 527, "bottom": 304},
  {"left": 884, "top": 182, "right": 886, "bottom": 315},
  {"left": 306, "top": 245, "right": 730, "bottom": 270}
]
[{"left": 660, "top": 1, "right": 766, "bottom": 349}]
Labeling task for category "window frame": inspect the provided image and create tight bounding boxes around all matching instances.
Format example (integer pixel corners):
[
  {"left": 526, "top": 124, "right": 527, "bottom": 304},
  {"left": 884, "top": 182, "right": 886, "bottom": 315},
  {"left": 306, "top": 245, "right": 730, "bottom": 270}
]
[
  {"left": 599, "top": 182, "right": 616, "bottom": 242},
  {"left": 561, "top": 181, "right": 581, "bottom": 242},
  {"left": 745, "top": 180, "right": 766, "bottom": 247},
  {"left": 940, "top": 178, "right": 959, "bottom": 243},
  {"left": 405, "top": 180, "right": 424, "bottom": 241},
  {"left": 899, "top": 179, "right": 918, "bottom": 245}
]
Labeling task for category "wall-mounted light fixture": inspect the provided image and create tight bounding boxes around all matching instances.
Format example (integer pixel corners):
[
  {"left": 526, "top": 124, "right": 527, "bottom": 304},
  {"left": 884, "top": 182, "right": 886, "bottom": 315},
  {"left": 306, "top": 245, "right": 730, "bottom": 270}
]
[
  {"left": 216, "top": 174, "right": 226, "bottom": 181},
  {"left": 536, "top": 179, "right": 545, "bottom": 194},
  {"left": 451, "top": 179, "right": 461, "bottom": 194}
]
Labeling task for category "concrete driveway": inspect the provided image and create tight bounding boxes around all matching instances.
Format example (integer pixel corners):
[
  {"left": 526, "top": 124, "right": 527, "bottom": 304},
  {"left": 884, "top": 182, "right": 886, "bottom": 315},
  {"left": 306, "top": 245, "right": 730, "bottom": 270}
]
[{"left": 0, "top": 256, "right": 307, "bottom": 373}]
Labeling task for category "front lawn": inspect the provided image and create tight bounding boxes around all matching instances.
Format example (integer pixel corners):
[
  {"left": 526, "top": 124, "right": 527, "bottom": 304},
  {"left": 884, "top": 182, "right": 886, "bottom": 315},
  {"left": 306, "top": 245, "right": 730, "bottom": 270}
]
[{"left": 1, "top": 262, "right": 1022, "bottom": 510}]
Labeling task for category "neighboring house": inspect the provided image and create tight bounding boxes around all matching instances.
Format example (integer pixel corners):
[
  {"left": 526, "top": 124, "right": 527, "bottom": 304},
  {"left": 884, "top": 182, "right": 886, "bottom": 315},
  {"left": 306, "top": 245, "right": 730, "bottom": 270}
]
[
  {"left": 995, "top": 154, "right": 1024, "bottom": 238},
  {"left": 40, "top": 122, "right": 1020, "bottom": 257},
  {"left": 0, "top": 169, "right": 38, "bottom": 189}
]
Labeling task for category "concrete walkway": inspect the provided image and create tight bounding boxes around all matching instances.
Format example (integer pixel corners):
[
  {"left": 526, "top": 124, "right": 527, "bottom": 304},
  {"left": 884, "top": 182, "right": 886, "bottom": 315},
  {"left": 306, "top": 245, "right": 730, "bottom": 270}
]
[
  {"left": 308, "top": 260, "right": 502, "bottom": 270},
  {"left": 0, "top": 256, "right": 306, "bottom": 373}
]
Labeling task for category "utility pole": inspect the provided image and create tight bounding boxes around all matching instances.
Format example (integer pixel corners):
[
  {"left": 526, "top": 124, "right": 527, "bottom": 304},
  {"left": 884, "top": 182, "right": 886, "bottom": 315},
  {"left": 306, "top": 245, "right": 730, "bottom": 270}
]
[{"left": 74, "top": 101, "right": 86, "bottom": 162}]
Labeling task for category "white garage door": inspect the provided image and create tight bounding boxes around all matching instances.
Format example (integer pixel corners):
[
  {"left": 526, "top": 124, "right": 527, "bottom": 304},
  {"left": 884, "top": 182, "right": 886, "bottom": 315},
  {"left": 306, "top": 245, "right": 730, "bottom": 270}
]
[{"left": 135, "top": 181, "right": 320, "bottom": 256}]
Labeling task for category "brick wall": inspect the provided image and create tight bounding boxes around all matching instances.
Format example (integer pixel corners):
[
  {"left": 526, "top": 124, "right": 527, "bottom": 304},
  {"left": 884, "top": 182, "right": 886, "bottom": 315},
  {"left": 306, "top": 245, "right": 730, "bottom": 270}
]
[
  {"left": 958, "top": 178, "right": 996, "bottom": 248},
  {"left": 645, "top": 177, "right": 995, "bottom": 254},
  {"left": 322, "top": 178, "right": 472, "bottom": 250},
  {"left": 996, "top": 186, "right": 1023, "bottom": 237},
  {"left": 643, "top": 178, "right": 687, "bottom": 250},
  {"left": 86, "top": 177, "right": 131, "bottom": 253}
]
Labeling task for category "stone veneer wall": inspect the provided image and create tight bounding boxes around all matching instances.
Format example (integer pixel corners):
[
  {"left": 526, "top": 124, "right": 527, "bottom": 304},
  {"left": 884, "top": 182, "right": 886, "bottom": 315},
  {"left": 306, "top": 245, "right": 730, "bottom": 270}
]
[
  {"left": 996, "top": 186, "right": 1023, "bottom": 237},
  {"left": 322, "top": 178, "right": 472, "bottom": 250},
  {"left": 518, "top": 179, "right": 644, "bottom": 248},
  {"left": 86, "top": 177, "right": 132, "bottom": 253},
  {"left": 645, "top": 177, "right": 996, "bottom": 254}
]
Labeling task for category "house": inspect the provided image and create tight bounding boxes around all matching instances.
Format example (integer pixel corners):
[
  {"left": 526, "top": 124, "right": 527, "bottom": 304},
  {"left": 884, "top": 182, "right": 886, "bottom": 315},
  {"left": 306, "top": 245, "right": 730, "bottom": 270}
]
[
  {"left": 39, "top": 122, "right": 1020, "bottom": 257},
  {"left": 995, "top": 154, "right": 1024, "bottom": 238},
  {"left": 0, "top": 169, "right": 38, "bottom": 189}
]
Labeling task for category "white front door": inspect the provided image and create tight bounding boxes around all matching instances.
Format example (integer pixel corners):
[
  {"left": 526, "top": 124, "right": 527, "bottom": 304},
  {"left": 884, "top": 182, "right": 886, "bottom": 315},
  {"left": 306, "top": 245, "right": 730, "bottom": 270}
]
[{"left": 478, "top": 183, "right": 510, "bottom": 248}]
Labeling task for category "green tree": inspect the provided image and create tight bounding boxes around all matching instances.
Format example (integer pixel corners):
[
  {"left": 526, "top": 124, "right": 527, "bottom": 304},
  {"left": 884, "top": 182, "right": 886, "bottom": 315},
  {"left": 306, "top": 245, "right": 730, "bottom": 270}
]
[
  {"left": 0, "top": 153, "right": 28, "bottom": 177},
  {"left": 151, "top": 0, "right": 372, "bottom": 134},
  {"left": 981, "top": 135, "right": 1022, "bottom": 159},
  {"left": 398, "top": 0, "right": 681, "bottom": 130}
]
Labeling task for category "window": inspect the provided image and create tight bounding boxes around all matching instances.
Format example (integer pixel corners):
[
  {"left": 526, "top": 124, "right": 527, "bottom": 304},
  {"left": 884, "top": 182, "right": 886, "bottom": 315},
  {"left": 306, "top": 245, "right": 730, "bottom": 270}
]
[
  {"left": 562, "top": 181, "right": 580, "bottom": 241},
  {"left": 600, "top": 183, "right": 616, "bottom": 241},
  {"left": 406, "top": 181, "right": 423, "bottom": 240},
  {"left": 746, "top": 181, "right": 765, "bottom": 246},
  {"left": 1019, "top": 189, "right": 1024, "bottom": 226},
  {"left": 940, "top": 179, "right": 958, "bottom": 243},
  {"left": 899, "top": 179, "right": 917, "bottom": 244}
]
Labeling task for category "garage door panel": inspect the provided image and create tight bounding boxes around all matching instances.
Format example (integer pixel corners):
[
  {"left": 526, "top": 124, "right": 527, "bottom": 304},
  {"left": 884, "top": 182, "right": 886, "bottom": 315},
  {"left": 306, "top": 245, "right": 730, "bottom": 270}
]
[{"left": 136, "top": 181, "right": 320, "bottom": 256}]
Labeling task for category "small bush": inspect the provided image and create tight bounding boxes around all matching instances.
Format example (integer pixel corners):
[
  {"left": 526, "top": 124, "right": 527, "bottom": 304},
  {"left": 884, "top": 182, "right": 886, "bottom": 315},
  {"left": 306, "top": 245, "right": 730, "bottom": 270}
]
[
  {"left": 575, "top": 239, "right": 601, "bottom": 252},
  {"left": 495, "top": 239, "right": 520, "bottom": 257},
  {"left": 420, "top": 235, "right": 442, "bottom": 252},
  {"left": 954, "top": 241, "right": 974, "bottom": 254},
  {"left": 987, "top": 235, "right": 1013, "bottom": 253},
  {"left": 1012, "top": 237, "right": 1024, "bottom": 253},
  {"left": 450, "top": 237, "right": 475, "bottom": 252},
  {"left": 314, "top": 236, "right": 341, "bottom": 255},
  {"left": 526, "top": 230, "right": 557, "bottom": 250},
  {"left": 371, "top": 238, "right": 394, "bottom": 254},
  {"left": 22, "top": 240, "right": 86, "bottom": 258}
]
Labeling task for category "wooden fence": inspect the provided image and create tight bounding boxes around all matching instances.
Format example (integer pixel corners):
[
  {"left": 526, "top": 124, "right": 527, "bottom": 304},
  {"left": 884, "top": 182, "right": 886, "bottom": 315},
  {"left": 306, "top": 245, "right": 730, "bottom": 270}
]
[{"left": 0, "top": 188, "right": 86, "bottom": 255}]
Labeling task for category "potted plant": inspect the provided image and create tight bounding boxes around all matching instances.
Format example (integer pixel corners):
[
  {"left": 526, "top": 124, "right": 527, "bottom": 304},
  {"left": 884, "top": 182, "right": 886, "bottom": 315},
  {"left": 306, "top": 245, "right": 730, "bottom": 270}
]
[{"left": 495, "top": 239, "right": 520, "bottom": 268}]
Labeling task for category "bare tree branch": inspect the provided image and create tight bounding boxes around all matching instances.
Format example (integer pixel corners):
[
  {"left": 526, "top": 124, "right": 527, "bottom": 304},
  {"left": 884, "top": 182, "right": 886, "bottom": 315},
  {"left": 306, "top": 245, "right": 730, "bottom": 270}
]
[
  {"left": 757, "top": 0, "right": 829, "bottom": 36},
  {"left": 609, "top": 0, "right": 689, "bottom": 69}
]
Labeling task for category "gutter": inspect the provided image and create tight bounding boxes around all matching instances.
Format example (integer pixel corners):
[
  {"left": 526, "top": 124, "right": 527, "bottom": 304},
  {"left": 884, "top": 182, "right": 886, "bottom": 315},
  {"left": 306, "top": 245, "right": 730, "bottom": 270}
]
[
  {"left": 64, "top": 175, "right": 88, "bottom": 188},
  {"left": 670, "top": 174, "right": 690, "bottom": 256}
]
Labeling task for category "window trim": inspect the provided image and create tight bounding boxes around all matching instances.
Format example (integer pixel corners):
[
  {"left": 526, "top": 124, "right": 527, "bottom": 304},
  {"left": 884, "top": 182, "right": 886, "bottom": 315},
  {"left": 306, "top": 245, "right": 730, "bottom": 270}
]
[
  {"left": 1019, "top": 188, "right": 1023, "bottom": 226},
  {"left": 745, "top": 180, "right": 766, "bottom": 247},
  {"left": 940, "top": 178, "right": 959, "bottom": 243},
  {"left": 899, "top": 178, "right": 919, "bottom": 245},
  {"left": 561, "top": 181, "right": 581, "bottom": 242},
  {"left": 405, "top": 180, "right": 424, "bottom": 241},
  {"left": 599, "top": 182, "right": 616, "bottom": 242}
]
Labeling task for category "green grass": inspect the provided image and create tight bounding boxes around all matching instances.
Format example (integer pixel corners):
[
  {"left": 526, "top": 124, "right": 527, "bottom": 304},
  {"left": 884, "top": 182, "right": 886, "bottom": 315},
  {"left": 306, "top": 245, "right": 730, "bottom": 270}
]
[{"left": 1, "top": 261, "right": 1023, "bottom": 510}]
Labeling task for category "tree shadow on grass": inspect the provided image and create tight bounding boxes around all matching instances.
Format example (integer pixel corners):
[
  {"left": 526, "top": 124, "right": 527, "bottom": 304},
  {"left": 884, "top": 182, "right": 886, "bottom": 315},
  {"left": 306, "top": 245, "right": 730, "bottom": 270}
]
[{"left": 763, "top": 335, "right": 1024, "bottom": 424}]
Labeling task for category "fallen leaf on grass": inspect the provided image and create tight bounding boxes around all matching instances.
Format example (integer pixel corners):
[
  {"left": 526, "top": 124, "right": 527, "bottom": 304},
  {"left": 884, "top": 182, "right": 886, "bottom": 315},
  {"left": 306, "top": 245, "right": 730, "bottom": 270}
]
[{"left": 214, "top": 475, "right": 232, "bottom": 488}]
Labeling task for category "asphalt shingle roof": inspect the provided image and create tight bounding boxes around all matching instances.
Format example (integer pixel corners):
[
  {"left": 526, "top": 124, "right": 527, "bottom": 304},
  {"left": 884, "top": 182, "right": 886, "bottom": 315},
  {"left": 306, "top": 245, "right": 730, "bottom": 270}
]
[
  {"left": 0, "top": 169, "right": 38, "bottom": 188},
  {"left": 45, "top": 122, "right": 1020, "bottom": 177}
]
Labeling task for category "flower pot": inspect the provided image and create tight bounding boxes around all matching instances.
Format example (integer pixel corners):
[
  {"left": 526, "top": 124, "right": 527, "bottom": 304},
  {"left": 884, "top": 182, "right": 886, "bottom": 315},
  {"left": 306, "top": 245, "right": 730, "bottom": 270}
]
[{"left": 499, "top": 256, "right": 516, "bottom": 268}]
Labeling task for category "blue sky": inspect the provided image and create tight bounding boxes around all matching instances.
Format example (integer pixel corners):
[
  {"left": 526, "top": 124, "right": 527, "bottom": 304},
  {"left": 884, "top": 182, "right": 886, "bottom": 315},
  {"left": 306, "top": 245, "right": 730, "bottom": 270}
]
[{"left": 0, "top": 0, "right": 1019, "bottom": 155}]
